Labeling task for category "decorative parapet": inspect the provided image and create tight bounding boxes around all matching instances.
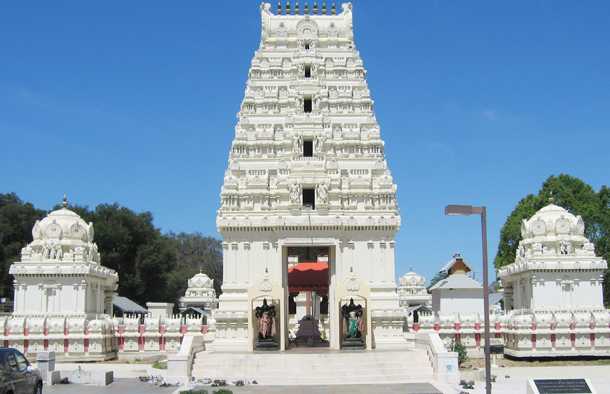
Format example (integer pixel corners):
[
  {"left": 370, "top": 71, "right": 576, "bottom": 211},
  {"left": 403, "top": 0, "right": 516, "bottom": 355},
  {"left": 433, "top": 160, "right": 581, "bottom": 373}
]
[
  {"left": 498, "top": 260, "right": 607, "bottom": 278},
  {"left": 217, "top": 213, "right": 400, "bottom": 232},
  {"left": 166, "top": 334, "right": 205, "bottom": 386}
]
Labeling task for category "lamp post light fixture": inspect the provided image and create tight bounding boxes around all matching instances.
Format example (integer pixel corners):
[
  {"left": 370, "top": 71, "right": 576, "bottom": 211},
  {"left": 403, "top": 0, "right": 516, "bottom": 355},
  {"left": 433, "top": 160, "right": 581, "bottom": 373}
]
[{"left": 444, "top": 204, "right": 491, "bottom": 394}]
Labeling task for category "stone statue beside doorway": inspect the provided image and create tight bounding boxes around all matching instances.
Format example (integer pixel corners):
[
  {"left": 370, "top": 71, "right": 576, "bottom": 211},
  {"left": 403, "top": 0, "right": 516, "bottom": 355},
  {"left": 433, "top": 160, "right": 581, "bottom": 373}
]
[
  {"left": 341, "top": 298, "right": 365, "bottom": 349},
  {"left": 255, "top": 298, "right": 279, "bottom": 350}
]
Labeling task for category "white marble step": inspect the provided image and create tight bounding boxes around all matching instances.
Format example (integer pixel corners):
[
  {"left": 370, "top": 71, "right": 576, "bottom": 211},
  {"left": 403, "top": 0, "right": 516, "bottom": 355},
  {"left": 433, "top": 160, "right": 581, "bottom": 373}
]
[{"left": 191, "top": 349, "right": 435, "bottom": 385}]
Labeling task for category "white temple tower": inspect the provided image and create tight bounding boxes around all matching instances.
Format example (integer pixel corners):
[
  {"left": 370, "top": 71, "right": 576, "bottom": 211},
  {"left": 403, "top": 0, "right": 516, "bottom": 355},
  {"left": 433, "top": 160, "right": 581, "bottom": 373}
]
[{"left": 214, "top": 2, "right": 404, "bottom": 351}]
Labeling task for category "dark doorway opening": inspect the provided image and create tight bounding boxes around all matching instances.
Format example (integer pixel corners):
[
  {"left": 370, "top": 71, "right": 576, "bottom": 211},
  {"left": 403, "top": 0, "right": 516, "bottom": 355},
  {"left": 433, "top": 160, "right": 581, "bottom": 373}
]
[{"left": 302, "top": 188, "right": 315, "bottom": 209}]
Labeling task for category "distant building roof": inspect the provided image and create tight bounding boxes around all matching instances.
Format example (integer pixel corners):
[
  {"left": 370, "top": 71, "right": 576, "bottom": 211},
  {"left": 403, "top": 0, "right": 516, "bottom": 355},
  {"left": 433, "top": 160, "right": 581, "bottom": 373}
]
[
  {"left": 429, "top": 272, "right": 482, "bottom": 291},
  {"left": 406, "top": 304, "right": 433, "bottom": 315},
  {"left": 182, "top": 306, "right": 206, "bottom": 315},
  {"left": 440, "top": 253, "right": 472, "bottom": 275},
  {"left": 113, "top": 295, "right": 147, "bottom": 314},
  {"left": 489, "top": 292, "right": 504, "bottom": 305}
]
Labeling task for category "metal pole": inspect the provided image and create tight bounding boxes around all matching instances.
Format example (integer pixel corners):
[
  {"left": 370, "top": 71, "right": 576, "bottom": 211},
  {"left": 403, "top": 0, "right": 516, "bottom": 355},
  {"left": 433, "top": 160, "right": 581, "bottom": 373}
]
[{"left": 481, "top": 207, "right": 492, "bottom": 394}]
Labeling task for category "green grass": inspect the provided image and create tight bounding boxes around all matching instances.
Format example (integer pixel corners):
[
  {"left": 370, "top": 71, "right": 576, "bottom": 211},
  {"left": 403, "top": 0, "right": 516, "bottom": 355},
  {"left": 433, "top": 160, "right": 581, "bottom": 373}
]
[{"left": 151, "top": 360, "right": 167, "bottom": 369}]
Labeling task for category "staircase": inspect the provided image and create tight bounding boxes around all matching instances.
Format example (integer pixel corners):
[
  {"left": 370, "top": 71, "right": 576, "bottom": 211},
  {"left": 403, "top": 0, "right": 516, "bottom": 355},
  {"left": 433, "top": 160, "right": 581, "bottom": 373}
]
[{"left": 191, "top": 348, "right": 437, "bottom": 386}]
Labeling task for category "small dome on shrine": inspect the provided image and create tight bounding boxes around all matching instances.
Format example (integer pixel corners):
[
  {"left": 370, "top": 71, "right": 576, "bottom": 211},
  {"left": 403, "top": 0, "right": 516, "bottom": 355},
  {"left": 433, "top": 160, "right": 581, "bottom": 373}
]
[
  {"left": 521, "top": 203, "right": 585, "bottom": 239},
  {"left": 188, "top": 272, "right": 214, "bottom": 289},
  {"left": 32, "top": 196, "right": 94, "bottom": 244},
  {"left": 399, "top": 271, "right": 426, "bottom": 287}
]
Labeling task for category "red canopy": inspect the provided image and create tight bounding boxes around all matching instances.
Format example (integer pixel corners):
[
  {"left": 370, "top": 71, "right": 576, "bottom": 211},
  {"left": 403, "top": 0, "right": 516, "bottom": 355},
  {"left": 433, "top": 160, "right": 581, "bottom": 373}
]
[{"left": 288, "top": 262, "right": 329, "bottom": 294}]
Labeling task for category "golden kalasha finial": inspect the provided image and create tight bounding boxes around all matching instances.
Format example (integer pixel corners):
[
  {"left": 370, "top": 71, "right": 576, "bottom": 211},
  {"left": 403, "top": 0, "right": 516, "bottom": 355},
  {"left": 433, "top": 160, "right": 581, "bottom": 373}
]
[{"left": 62, "top": 194, "right": 68, "bottom": 208}]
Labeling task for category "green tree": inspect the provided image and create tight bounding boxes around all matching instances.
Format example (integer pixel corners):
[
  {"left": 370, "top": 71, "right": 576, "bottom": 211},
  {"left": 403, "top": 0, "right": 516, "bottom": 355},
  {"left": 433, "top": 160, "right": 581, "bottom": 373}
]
[
  {"left": 165, "top": 232, "right": 223, "bottom": 302},
  {"left": 428, "top": 270, "right": 448, "bottom": 289},
  {"left": 2, "top": 194, "right": 224, "bottom": 308},
  {"left": 494, "top": 174, "right": 610, "bottom": 303},
  {"left": 0, "top": 194, "right": 46, "bottom": 298}
]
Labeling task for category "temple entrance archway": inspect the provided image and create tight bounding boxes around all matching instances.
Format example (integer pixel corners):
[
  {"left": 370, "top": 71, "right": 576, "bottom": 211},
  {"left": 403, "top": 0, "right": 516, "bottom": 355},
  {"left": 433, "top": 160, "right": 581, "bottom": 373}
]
[{"left": 284, "top": 246, "right": 332, "bottom": 349}]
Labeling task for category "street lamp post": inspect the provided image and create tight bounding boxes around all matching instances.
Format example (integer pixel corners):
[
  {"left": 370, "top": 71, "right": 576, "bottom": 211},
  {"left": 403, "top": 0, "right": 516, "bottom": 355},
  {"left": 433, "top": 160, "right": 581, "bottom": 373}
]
[{"left": 444, "top": 204, "right": 491, "bottom": 394}]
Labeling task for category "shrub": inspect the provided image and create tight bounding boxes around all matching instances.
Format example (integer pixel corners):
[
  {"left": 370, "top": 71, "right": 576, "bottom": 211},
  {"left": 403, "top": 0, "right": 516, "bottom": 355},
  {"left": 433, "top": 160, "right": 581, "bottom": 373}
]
[
  {"left": 452, "top": 341, "right": 468, "bottom": 365},
  {"left": 151, "top": 360, "right": 167, "bottom": 369}
]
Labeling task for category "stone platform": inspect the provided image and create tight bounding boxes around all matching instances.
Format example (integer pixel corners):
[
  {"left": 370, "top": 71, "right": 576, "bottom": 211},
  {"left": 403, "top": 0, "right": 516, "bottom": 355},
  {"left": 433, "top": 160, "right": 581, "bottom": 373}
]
[{"left": 192, "top": 348, "right": 441, "bottom": 386}]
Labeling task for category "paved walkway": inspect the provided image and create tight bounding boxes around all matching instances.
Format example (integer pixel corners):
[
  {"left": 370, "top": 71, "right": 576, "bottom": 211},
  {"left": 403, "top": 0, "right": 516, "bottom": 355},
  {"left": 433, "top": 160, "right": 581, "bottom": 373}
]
[
  {"left": 45, "top": 381, "right": 444, "bottom": 394},
  {"left": 208, "top": 383, "right": 443, "bottom": 394},
  {"left": 43, "top": 379, "right": 442, "bottom": 394},
  {"left": 464, "top": 365, "right": 610, "bottom": 393},
  {"left": 45, "top": 379, "right": 175, "bottom": 394}
]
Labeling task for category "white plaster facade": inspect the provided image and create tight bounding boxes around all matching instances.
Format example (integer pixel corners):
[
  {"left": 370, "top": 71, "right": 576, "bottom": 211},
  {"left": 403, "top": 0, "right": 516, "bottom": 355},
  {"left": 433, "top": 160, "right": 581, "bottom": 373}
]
[
  {"left": 7, "top": 199, "right": 119, "bottom": 360},
  {"left": 430, "top": 274, "right": 483, "bottom": 315},
  {"left": 429, "top": 256, "right": 483, "bottom": 315},
  {"left": 213, "top": 2, "right": 404, "bottom": 351}
]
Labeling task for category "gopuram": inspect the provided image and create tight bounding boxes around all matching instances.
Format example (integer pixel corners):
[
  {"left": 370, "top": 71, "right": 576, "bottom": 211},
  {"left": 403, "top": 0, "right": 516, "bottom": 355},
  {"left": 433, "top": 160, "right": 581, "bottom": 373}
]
[{"left": 214, "top": 2, "right": 404, "bottom": 351}]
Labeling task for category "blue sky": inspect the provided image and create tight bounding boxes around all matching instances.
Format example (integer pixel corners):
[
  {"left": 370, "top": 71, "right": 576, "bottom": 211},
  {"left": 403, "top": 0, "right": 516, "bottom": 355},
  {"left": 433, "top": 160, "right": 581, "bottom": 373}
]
[{"left": 1, "top": 1, "right": 609, "bottom": 283}]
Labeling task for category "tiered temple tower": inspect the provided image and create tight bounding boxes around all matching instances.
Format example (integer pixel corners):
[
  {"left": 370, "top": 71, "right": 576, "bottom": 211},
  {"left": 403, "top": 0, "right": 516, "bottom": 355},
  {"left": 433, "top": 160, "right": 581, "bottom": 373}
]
[{"left": 214, "top": 2, "right": 404, "bottom": 351}]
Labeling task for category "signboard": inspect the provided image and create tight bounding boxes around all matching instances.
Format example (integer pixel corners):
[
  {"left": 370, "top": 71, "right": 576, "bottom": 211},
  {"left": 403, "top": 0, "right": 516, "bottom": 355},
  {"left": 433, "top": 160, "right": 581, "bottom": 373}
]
[
  {"left": 527, "top": 379, "right": 595, "bottom": 394},
  {"left": 489, "top": 344, "right": 503, "bottom": 354}
]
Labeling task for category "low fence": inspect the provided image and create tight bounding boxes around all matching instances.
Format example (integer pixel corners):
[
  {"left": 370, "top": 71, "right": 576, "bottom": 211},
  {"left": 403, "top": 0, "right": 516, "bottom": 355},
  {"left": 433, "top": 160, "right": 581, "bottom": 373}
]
[
  {"left": 407, "top": 309, "right": 610, "bottom": 358},
  {"left": 0, "top": 314, "right": 214, "bottom": 361}
]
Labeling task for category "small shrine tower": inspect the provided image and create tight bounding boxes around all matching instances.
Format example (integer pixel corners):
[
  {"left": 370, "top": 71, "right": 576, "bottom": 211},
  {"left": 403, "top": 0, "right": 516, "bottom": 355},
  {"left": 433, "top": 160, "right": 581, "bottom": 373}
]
[
  {"left": 499, "top": 203, "right": 606, "bottom": 311},
  {"left": 10, "top": 197, "right": 118, "bottom": 317},
  {"left": 8, "top": 196, "right": 118, "bottom": 360}
]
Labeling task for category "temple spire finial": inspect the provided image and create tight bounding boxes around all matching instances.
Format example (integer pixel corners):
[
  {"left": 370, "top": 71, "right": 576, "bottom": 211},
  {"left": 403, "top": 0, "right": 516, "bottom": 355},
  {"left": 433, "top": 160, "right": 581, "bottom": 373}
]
[
  {"left": 295, "top": 0, "right": 299, "bottom": 14},
  {"left": 277, "top": 0, "right": 282, "bottom": 14},
  {"left": 62, "top": 194, "right": 68, "bottom": 208},
  {"left": 331, "top": 1, "right": 336, "bottom": 15},
  {"left": 548, "top": 191, "right": 555, "bottom": 204}
]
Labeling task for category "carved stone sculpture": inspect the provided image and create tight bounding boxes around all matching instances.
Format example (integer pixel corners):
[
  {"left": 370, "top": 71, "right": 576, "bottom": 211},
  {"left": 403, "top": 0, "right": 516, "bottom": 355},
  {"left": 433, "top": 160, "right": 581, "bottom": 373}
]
[
  {"left": 289, "top": 183, "right": 301, "bottom": 205},
  {"left": 254, "top": 299, "right": 278, "bottom": 350},
  {"left": 316, "top": 183, "right": 328, "bottom": 205},
  {"left": 340, "top": 298, "right": 365, "bottom": 349}
]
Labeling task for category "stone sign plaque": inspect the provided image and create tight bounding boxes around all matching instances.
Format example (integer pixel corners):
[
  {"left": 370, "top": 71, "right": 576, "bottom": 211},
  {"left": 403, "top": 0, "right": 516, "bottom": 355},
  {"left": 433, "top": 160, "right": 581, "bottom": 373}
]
[{"left": 529, "top": 379, "right": 593, "bottom": 394}]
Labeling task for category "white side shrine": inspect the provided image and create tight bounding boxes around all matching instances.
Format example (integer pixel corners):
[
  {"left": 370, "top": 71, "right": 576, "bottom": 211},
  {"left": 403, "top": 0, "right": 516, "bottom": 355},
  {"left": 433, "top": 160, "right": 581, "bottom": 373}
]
[
  {"left": 10, "top": 198, "right": 118, "bottom": 317},
  {"left": 499, "top": 202, "right": 609, "bottom": 357},
  {"left": 178, "top": 272, "right": 218, "bottom": 314},
  {"left": 398, "top": 271, "right": 432, "bottom": 309},
  {"left": 499, "top": 203, "right": 606, "bottom": 311},
  {"left": 8, "top": 197, "right": 119, "bottom": 360},
  {"left": 214, "top": 2, "right": 404, "bottom": 351}
]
